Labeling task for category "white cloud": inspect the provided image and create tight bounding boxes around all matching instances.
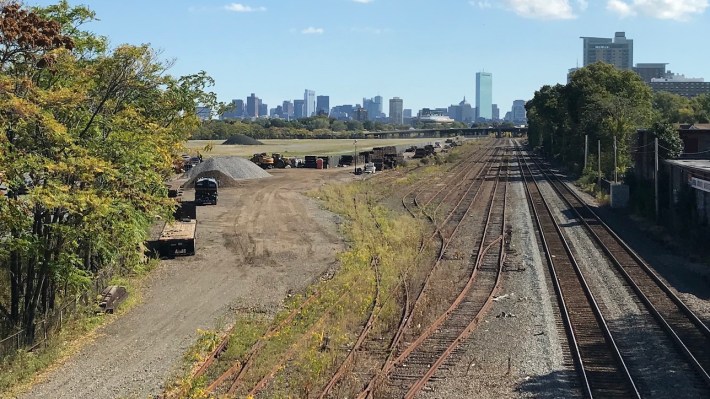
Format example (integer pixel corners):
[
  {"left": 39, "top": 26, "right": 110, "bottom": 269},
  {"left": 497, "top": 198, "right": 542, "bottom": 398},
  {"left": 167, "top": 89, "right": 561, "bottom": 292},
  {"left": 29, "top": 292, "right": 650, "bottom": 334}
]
[
  {"left": 301, "top": 27, "right": 324, "bottom": 34},
  {"left": 501, "top": 0, "right": 577, "bottom": 19},
  {"left": 606, "top": 0, "right": 708, "bottom": 20},
  {"left": 352, "top": 0, "right": 374, "bottom": 3},
  {"left": 471, "top": 1, "right": 493, "bottom": 9},
  {"left": 224, "top": 3, "right": 266, "bottom": 12},
  {"left": 471, "top": 1, "right": 579, "bottom": 19}
]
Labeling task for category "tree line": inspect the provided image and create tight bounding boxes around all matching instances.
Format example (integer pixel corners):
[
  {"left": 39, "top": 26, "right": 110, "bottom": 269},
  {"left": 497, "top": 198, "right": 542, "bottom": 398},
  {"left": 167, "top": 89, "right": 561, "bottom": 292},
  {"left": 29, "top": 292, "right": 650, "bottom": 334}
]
[
  {"left": 190, "top": 117, "right": 471, "bottom": 140},
  {"left": 525, "top": 62, "right": 710, "bottom": 179},
  {"left": 0, "top": 1, "right": 214, "bottom": 343}
]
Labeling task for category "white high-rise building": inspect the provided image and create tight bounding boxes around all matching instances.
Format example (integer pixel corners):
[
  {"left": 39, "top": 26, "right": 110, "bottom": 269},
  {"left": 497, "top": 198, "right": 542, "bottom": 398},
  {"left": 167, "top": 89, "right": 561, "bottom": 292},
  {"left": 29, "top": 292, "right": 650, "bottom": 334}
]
[
  {"left": 389, "top": 97, "right": 404, "bottom": 125},
  {"left": 304, "top": 89, "right": 316, "bottom": 117}
]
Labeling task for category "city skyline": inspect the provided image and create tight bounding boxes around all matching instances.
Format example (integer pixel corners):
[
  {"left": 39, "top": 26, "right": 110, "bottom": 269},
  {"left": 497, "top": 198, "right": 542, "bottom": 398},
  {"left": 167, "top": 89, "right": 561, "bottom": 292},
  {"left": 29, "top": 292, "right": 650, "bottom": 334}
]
[{"left": 28, "top": 0, "right": 710, "bottom": 112}]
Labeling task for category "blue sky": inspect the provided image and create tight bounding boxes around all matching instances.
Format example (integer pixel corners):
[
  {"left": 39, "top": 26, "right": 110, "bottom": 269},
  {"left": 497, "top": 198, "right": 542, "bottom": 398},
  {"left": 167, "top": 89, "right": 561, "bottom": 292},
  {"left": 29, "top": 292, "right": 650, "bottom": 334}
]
[{"left": 29, "top": 0, "right": 710, "bottom": 115}]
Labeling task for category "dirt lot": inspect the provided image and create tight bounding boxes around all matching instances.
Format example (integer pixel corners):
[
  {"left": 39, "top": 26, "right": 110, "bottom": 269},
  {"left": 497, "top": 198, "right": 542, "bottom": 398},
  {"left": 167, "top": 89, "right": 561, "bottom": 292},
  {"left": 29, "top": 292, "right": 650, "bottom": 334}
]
[{"left": 20, "top": 168, "right": 353, "bottom": 399}]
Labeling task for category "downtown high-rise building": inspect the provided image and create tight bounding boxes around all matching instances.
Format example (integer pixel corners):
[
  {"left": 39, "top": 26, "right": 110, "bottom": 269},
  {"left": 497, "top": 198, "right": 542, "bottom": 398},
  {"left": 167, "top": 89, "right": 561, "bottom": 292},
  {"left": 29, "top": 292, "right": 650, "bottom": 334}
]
[
  {"left": 304, "top": 89, "right": 316, "bottom": 117},
  {"left": 258, "top": 103, "right": 268, "bottom": 118},
  {"left": 389, "top": 97, "right": 404, "bottom": 125},
  {"left": 581, "top": 32, "right": 633, "bottom": 70},
  {"left": 282, "top": 101, "right": 294, "bottom": 119},
  {"left": 247, "top": 93, "right": 260, "bottom": 118},
  {"left": 316, "top": 95, "right": 330, "bottom": 116},
  {"left": 221, "top": 99, "right": 245, "bottom": 120},
  {"left": 475, "top": 72, "right": 493, "bottom": 121},
  {"left": 511, "top": 100, "right": 526, "bottom": 123},
  {"left": 294, "top": 99, "right": 305, "bottom": 119},
  {"left": 363, "top": 96, "right": 384, "bottom": 121}
]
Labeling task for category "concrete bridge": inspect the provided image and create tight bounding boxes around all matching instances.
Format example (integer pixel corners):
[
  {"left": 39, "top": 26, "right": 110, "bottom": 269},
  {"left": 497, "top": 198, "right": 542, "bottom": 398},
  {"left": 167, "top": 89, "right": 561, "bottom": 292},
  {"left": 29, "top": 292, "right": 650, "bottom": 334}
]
[{"left": 361, "top": 126, "right": 528, "bottom": 139}]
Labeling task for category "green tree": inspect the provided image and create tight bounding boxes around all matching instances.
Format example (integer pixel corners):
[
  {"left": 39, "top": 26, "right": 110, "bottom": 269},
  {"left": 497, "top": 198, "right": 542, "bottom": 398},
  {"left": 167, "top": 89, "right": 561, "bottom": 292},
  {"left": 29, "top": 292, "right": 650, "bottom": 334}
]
[
  {"left": 653, "top": 91, "right": 695, "bottom": 123},
  {"left": 649, "top": 121, "right": 683, "bottom": 159},
  {"left": 0, "top": 2, "right": 214, "bottom": 343}
]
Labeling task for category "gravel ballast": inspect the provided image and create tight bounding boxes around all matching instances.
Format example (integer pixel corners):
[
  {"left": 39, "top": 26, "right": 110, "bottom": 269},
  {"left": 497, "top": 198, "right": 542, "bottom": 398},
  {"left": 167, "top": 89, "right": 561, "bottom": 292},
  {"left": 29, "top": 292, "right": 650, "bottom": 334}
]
[
  {"left": 419, "top": 156, "right": 580, "bottom": 399},
  {"left": 537, "top": 177, "right": 707, "bottom": 398}
]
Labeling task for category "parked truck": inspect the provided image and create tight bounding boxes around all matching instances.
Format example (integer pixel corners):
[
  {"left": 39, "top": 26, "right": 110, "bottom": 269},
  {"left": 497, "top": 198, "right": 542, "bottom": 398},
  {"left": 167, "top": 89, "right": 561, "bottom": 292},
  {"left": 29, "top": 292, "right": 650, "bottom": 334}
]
[
  {"left": 195, "top": 177, "right": 218, "bottom": 205},
  {"left": 146, "top": 219, "right": 196, "bottom": 258}
]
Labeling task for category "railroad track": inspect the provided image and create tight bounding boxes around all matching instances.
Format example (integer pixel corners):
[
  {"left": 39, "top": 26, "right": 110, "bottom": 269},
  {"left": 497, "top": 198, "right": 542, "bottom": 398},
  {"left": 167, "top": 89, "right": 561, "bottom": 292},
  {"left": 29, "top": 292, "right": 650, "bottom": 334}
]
[
  {"left": 517, "top": 144, "right": 640, "bottom": 398},
  {"left": 528, "top": 150, "right": 710, "bottom": 390},
  {"left": 354, "top": 142, "right": 506, "bottom": 398},
  {"left": 386, "top": 145, "right": 510, "bottom": 398}
]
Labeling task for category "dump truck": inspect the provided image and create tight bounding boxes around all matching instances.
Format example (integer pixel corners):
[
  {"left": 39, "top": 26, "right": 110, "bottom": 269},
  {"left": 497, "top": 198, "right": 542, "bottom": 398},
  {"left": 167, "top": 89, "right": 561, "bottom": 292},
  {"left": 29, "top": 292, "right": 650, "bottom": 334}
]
[{"left": 195, "top": 177, "right": 218, "bottom": 205}]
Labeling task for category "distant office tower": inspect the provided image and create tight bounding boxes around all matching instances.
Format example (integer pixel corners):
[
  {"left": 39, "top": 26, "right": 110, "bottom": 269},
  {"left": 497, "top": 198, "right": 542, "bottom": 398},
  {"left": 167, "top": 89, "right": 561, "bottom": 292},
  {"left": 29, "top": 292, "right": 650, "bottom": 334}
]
[
  {"left": 247, "top": 93, "right": 260, "bottom": 117},
  {"left": 294, "top": 99, "right": 305, "bottom": 119},
  {"left": 460, "top": 97, "right": 474, "bottom": 122},
  {"left": 511, "top": 100, "right": 527, "bottom": 123},
  {"left": 634, "top": 63, "right": 668, "bottom": 83},
  {"left": 221, "top": 99, "right": 245, "bottom": 120},
  {"left": 389, "top": 97, "right": 404, "bottom": 125},
  {"left": 330, "top": 104, "right": 356, "bottom": 120},
  {"left": 195, "top": 106, "right": 212, "bottom": 121},
  {"left": 403, "top": 109, "right": 412, "bottom": 119},
  {"left": 476, "top": 72, "right": 493, "bottom": 121},
  {"left": 282, "top": 101, "right": 294, "bottom": 119},
  {"left": 363, "top": 96, "right": 384, "bottom": 121},
  {"left": 354, "top": 106, "right": 368, "bottom": 122},
  {"left": 274, "top": 105, "right": 283, "bottom": 118},
  {"left": 581, "top": 32, "right": 633, "bottom": 70},
  {"left": 304, "top": 90, "right": 316, "bottom": 117},
  {"left": 259, "top": 103, "right": 268, "bottom": 118},
  {"left": 492, "top": 104, "right": 500, "bottom": 121},
  {"left": 316, "top": 95, "right": 330, "bottom": 116}
]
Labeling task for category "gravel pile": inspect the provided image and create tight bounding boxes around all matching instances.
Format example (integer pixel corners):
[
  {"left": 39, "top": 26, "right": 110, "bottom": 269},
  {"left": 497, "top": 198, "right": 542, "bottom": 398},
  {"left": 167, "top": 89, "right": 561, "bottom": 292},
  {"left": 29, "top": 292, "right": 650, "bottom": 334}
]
[
  {"left": 184, "top": 156, "right": 270, "bottom": 187},
  {"left": 222, "top": 134, "right": 263, "bottom": 145}
]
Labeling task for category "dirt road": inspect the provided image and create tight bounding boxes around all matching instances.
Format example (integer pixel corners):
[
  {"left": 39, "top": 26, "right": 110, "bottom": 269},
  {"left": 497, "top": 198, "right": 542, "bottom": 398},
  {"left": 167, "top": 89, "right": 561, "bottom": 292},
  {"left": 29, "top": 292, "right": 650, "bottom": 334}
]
[{"left": 21, "top": 168, "right": 351, "bottom": 399}]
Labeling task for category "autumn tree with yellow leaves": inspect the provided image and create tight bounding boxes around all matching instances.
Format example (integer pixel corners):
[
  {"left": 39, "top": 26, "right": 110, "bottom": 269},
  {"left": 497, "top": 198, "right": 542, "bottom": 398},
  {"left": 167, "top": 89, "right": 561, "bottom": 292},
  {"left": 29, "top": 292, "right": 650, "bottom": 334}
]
[{"left": 0, "top": 1, "right": 217, "bottom": 343}]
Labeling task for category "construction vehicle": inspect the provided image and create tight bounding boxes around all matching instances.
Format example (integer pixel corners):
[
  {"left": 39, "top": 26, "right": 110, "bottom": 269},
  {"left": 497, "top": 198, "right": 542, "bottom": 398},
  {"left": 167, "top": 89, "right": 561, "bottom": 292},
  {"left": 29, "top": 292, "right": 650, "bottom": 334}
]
[
  {"left": 146, "top": 218, "right": 196, "bottom": 258},
  {"left": 195, "top": 177, "right": 218, "bottom": 205},
  {"left": 251, "top": 153, "right": 275, "bottom": 169}
]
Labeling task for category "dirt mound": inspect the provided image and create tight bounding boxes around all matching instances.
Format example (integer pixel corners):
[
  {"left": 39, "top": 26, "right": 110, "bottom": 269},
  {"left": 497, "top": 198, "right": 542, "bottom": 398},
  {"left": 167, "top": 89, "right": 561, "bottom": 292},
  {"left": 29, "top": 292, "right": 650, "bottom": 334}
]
[
  {"left": 184, "top": 156, "right": 270, "bottom": 187},
  {"left": 222, "top": 134, "right": 263, "bottom": 145}
]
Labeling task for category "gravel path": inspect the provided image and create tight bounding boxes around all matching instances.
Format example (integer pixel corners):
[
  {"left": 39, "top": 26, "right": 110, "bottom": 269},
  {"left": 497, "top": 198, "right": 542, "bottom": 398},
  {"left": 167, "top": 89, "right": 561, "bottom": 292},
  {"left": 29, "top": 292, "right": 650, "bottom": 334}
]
[
  {"left": 19, "top": 169, "right": 348, "bottom": 399},
  {"left": 538, "top": 177, "right": 707, "bottom": 398},
  {"left": 419, "top": 156, "right": 579, "bottom": 399}
]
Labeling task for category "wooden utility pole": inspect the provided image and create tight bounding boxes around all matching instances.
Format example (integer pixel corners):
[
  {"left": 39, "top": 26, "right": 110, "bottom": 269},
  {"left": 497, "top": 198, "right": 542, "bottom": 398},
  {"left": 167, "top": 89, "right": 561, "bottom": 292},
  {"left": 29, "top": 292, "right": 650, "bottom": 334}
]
[
  {"left": 598, "top": 139, "right": 601, "bottom": 187},
  {"left": 655, "top": 137, "right": 659, "bottom": 221},
  {"left": 583, "top": 134, "right": 589, "bottom": 171},
  {"left": 613, "top": 135, "right": 618, "bottom": 183}
]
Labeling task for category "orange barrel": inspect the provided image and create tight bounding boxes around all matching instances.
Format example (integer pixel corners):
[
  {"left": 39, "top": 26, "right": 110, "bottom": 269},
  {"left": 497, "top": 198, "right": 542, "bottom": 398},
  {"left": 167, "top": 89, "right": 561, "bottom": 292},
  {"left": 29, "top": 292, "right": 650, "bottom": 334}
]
[{"left": 316, "top": 158, "right": 324, "bottom": 169}]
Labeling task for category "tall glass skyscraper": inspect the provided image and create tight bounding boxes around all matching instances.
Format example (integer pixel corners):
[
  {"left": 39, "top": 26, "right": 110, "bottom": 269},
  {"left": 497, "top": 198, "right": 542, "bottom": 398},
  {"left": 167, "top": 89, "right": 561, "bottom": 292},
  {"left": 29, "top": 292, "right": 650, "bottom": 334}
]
[
  {"left": 475, "top": 72, "right": 493, "bottom": 121},
  {"left": 304, "top": 89, "right": 316, "bottom": 117}
]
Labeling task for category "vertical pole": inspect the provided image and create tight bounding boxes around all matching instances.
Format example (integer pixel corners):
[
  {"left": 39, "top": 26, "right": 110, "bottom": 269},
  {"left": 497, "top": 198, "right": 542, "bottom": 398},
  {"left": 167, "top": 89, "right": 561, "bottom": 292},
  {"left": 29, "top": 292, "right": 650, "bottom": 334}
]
[
  {"left": 584, "top": 134, "right": 589, "bottom": 171},
  {"left": 598, "top": 140, "right": 601, "bottom": 187},
  {"left": 613, "top": 135, "right": 618, "bottom": 183},
  {"left": 354, "top": 139, "right": 358, "bottom": 174},
  {"left": 655, "top": 137, "right": 659, "bottom": 221}
]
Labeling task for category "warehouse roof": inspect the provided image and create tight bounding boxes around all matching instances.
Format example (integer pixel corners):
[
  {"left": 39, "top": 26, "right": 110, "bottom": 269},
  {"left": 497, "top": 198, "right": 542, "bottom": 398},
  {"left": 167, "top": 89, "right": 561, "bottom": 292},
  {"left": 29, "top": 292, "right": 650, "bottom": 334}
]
[{"left": 665, "top": 159, "right": 710, "bottom": 174}]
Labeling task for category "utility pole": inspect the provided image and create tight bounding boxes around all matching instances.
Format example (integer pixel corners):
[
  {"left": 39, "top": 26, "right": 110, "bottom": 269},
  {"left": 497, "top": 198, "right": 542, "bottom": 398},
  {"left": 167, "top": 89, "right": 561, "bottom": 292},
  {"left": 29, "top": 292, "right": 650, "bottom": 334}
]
[
  {"left": 655, "top": 137, "right": 659, "bottom": 221},
  {"left": 613, "top": 135, "right": 618, "bottom": 183},
  {"left": 582, "top": 134, "right": 589, "bottom": 173},
  {"left": 598, "top": 139, "right": 601, "bottom": 187}
]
